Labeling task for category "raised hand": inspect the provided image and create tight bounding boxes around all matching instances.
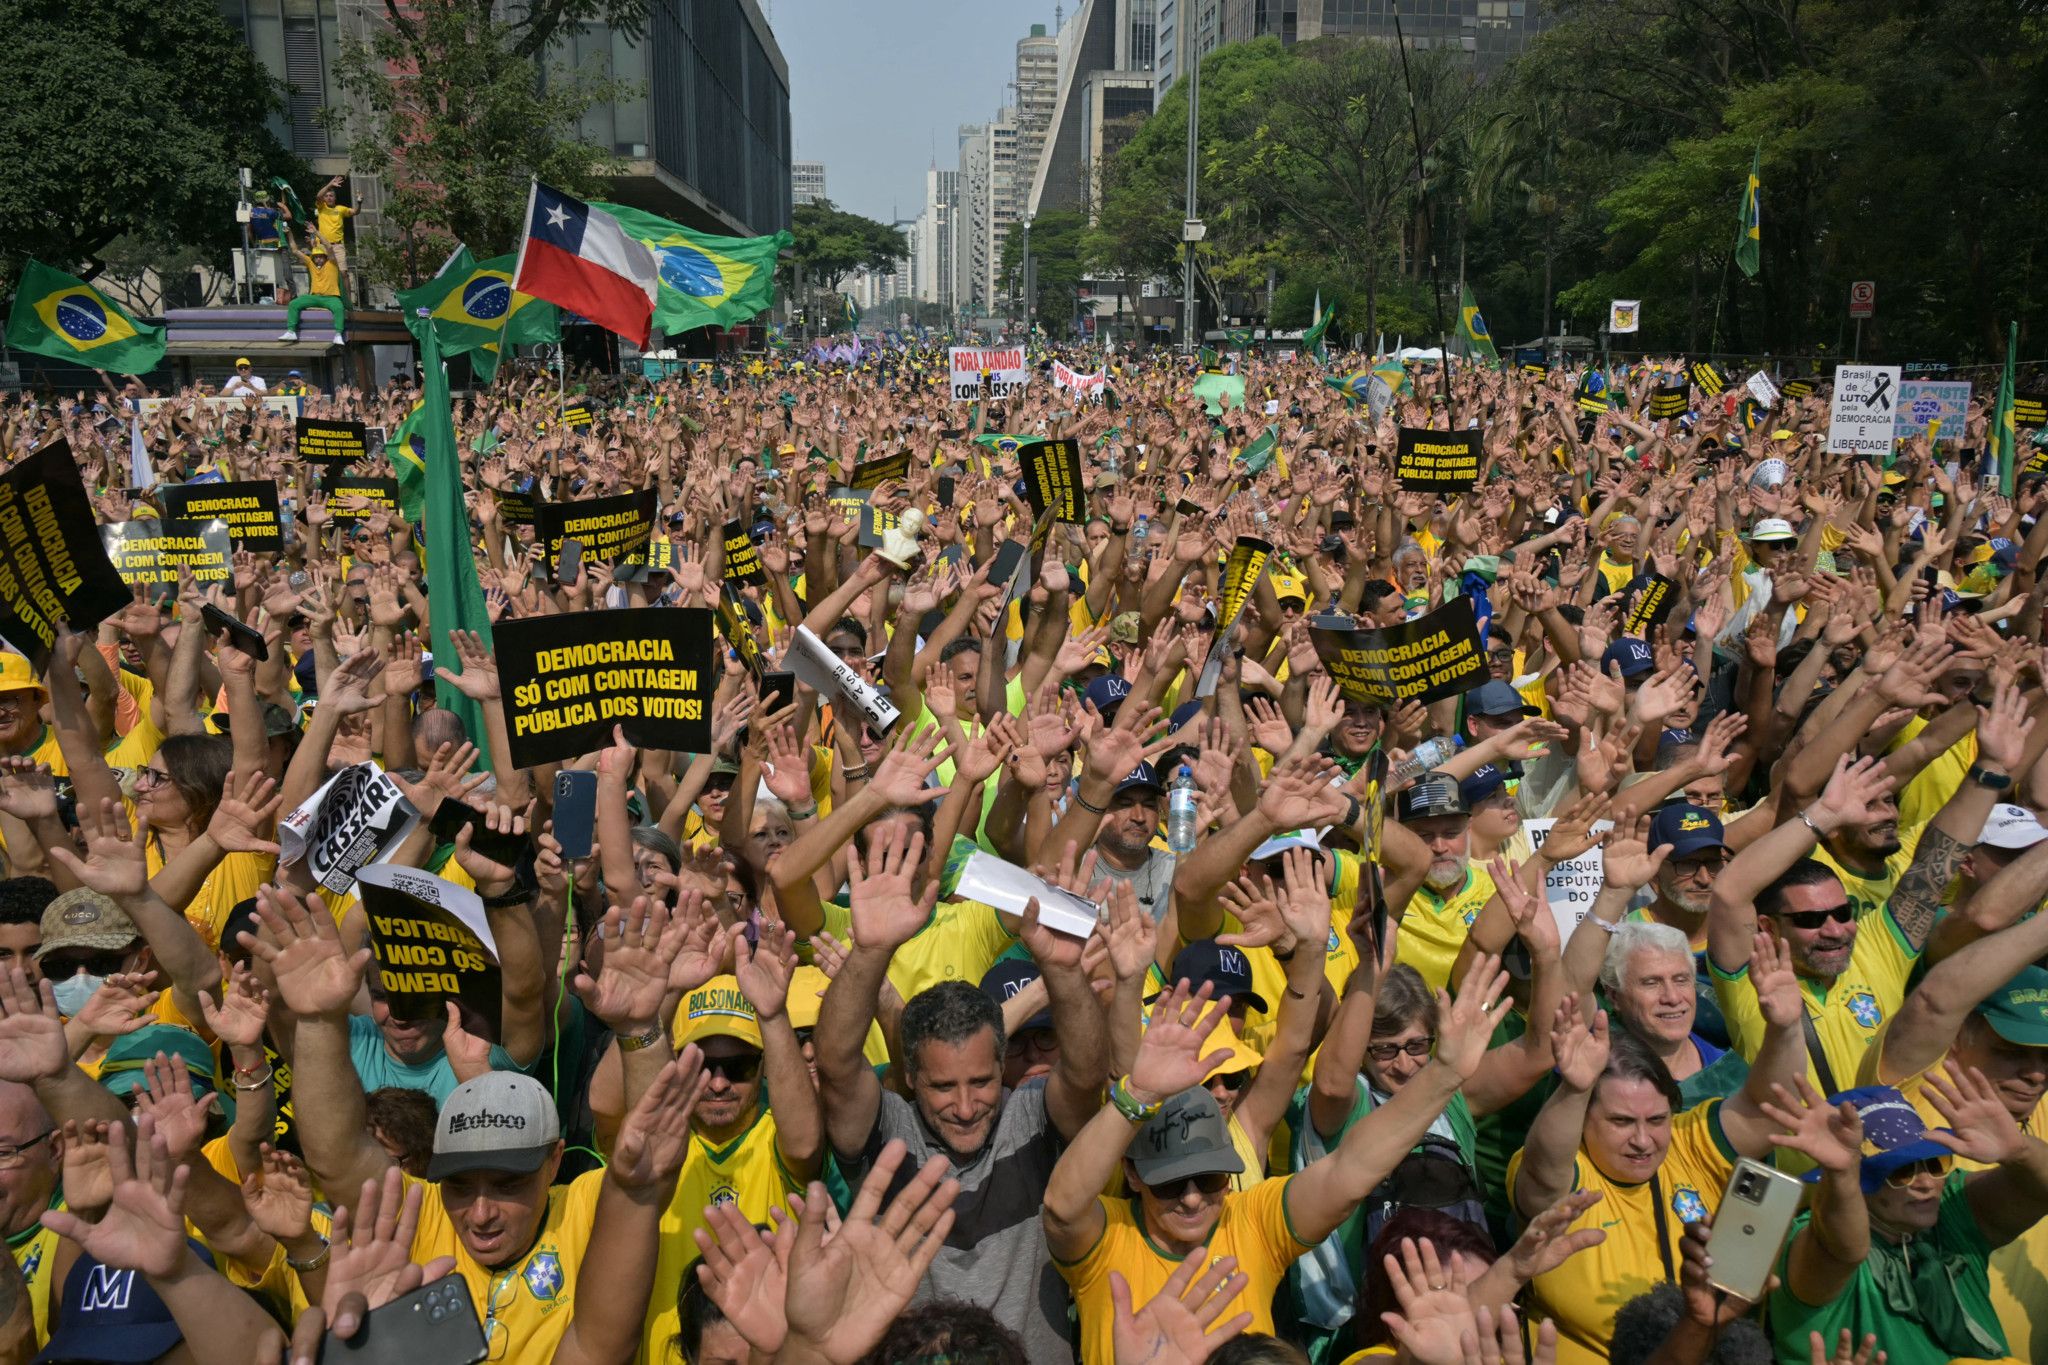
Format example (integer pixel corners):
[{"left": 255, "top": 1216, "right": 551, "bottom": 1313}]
[
  {"left": 1809, "top": 755, "right": 1896, "bottom": 832},
  {"left": 242, "top": 1146, "right": 315, "bottom": 1244},
  {"left": 432, "top": 628, "right": 500, "bottom": 701},
  {"left": 734, "top": 924, "right": 797, "bottom": 1022},
  {"left": 0, "top": 970, "right": 71, "bottom": 1080},
  {"left": 1498, "top": 1188, "right": 1608, "bottom": 1284},
  {"left": 1601, "top": 813, "right": 1672, "bottom": 894},
  {"left": 571, "top": 897, "right": 686, "bottom": 1035},
  {"left": 40, "top": 1117, "right": 190, "bottom": 1279},
  {"left": 1434, "top": 953, "right": 1508, "bottom": 1080},
  {"left": 867, "top": 727, "right": 952, "bottom": 806},
  {"left": 322, "top": 1167, "right": 458, "bottom": 1338},
  {"left": 46, "top": 797, "right": 149, "bottom": 900},
  {"left": 694, "top": 1203, "right": 795, "bottom": 1355},
  {"left": 846, "top": 829, "right": 938, "bottom": 953},
  {"left": 1110, "top": 1253, "right": 1252, "bottom": 1365},
  {"left": 1378, "top": 1235, "right": 1477, "bottom": 1365},
  {"left": 1750, "top": 928, "right": 1804, "bottom": 1030},
  {"left": 1128, "top": 980, "right": 1233, "bottom": 1105},
  {"left": 1550, "top": 993, "right": 1610, "bottom": 1091},
  {"left": 133, "top": 1053, "right": 219, "bottom": 1161},
  {"left": 206, "top": 769, "right": 284, "bottom": 854},
  {"left": 1760, "top": 1077, "right": 1865, "bottom": 1175},
  {"left": 240, "top": 884, "right": 370, "bottom": 1019},
  {"left": 1255, "top": 754, "right": 1350, "bottom": 831},
  {"left": 1925, "top": 1065, "right": 2029, "bottom": 1166},
  {"left": 610, "top": 1048, "right": 711, "bottom": 1192},
  {"left": 452, "top": 799, "right": 533, "bottom": 899}
]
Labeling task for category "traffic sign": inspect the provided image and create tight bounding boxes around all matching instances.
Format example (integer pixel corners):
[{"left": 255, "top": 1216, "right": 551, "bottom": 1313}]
[{"left": 1849, "top": 280, "right": 1876, "bottom": 319}]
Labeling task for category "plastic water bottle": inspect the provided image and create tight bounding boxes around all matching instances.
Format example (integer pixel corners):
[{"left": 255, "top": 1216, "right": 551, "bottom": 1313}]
[
  {"left": 1167, "top": 764, "right": 1199, "bottom": 854},
  {"left": 1390, "top": 737, "right": 1458, "bottom": 787}
]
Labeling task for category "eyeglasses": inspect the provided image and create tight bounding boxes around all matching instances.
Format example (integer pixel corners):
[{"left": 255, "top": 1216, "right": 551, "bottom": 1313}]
[
  {"left": 1207, "top": 1069, "right": 1252, "bottom": 1093},
  {"left": 133, "top": 767, "right": 170, "bottom": 792},
  {"left": 1883, "top": 1154, "right": 1953, "bottom": 1188},
  {"left": 792, "top": 1027, "right": 815, "bottom": 1049},
  {"left": 1366, "top": 1037, "right": 1435, "bottom": 1064},
  {"left": 484, "top": 1268, "right": 518, "bottom": 1360},
  {"left": 702, "top": 1054, "right": 761, "bottom": 1084},
  {"left": 0, "top": 1131, "right": 53, "bottom": 1169},
  {"left": 1772, "top": 904, "right": 1854, "bottom": 930},
  {"left": 1144, "top": 1170, "right": 1232, "bottom": 1198},
  {"left": 1006, "top": 1030, "right": 1058, "bottom": 1058},
  {"left": 42, "top": 952, "right": 132, "bottom": 980}
]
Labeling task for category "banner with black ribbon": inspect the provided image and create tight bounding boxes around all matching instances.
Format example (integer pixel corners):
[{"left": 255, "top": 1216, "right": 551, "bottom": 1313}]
[
  {"left": 1197, "top": 535, "right": 1273, "bottom": 698},
  {"left": 1395, "top": 428, "right": 1482, "bottom": 492},
  {"left": 0, "top": 442, "right": 130, "bottom": 669},
  {"left": 162, "top": 481, "right": 283, "bottom": 552},
  {"left": 495, "top": 607, "right": 716, "bottom": 767},
  {"left": 1309, "top": 597, "right": 1487, "bottom": 707}
]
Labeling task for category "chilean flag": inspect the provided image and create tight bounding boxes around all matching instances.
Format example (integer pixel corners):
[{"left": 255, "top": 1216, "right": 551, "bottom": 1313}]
[{"left": 512, "top": 182, "right": 659, "bottom": 347}]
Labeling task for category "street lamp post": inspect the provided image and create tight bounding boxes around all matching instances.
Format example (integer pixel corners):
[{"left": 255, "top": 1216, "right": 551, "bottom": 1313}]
[{"left": 1022, "top": 215, "right": 1034, "bottom": 340}]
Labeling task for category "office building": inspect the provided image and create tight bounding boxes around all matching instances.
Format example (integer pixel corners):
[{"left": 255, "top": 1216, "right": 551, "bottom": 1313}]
[
  {"left": 1027, "top": 0, "right": 1157, "bottom": 217},
  {"left": 792, "top": 160, "right": 827, "bottom": 206},
  {"left": 1154, "top": 0, "right": 1221, "bottom": 107},
  {"left": 910, "top": 166, "right": 959, "bottom": 312}
]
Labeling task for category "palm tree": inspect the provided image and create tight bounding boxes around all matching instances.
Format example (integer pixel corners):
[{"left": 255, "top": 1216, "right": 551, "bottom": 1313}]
[{"left": 1477, "top": 83, "right": 1571, "bottom": 342}]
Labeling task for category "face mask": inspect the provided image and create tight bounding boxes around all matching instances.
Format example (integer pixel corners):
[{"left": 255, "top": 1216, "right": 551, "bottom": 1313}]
[{"left": 50, "top": 973, "right": 105, "bottom": 1019}]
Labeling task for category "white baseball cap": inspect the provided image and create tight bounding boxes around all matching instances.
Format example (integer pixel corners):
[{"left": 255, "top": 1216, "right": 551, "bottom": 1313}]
[
  {"left": 1250, "top": 828, "right": 1323, "bottom": 862},
  {"left": 427, "top": 1072, "right": 560, "bottom": 1180},
  {"left": 1980, "top": 804, "right": 2048, "bottom": 852},
  {"left": 1747, "top": 517, "right": 1797, "bottom": 542}
]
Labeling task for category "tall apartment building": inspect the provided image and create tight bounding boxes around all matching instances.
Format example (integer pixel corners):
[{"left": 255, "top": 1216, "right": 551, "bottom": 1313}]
[
  {"left": 1154, "top": 0, "right": 1221, "bottom": 108},
  {"left": 791, "top": 161, "right": 827, "bottom": 206},
  {"left": 956, "top": 123, "right": 992, "bottom": 316},
  {"left": 910, "top": 166, "right": 958, "bottom": 312},
  {"left": 1028, "top": 0, "right": 1158, "bottom": 216},
  {"left": 1014, "top": 25, "right": 1059, "bottom": 220}
]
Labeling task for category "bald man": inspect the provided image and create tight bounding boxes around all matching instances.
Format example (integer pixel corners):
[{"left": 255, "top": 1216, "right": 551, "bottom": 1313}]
[{"left": 0, "top": 1081, "right": 59, "bottom": 1349}]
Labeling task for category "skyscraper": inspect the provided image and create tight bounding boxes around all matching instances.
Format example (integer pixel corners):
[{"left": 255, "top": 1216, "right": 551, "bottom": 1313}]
[
  {"left": 791, "top": 161, "right": 827, "bottom": 206},
  {"left": 1027, "top": 0, "right": 1158, "bottom": 217}
]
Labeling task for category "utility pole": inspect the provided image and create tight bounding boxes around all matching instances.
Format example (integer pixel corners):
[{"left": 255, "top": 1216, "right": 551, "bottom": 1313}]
[
  {"left": 1181, "top": 46, "right": 1203, "bottom": 353},
  {"left": 1022, "top": 215, "right": 1034, "bottom": 340}
]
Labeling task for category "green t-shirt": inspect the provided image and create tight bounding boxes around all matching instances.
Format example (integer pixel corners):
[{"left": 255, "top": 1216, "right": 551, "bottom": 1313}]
[{"left": 1767, "top": 1172, "right": 2007, "bottom": 1365}]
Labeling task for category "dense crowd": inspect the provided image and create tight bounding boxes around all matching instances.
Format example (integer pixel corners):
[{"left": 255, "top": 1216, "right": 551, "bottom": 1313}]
[{"left": 0, "top": 339, "right": 2041, "bottom": 1365}]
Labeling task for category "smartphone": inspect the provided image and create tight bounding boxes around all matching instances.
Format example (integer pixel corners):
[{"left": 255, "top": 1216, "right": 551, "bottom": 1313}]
[
  {"left": 937, "top": 474, "right": 957, "bottom": 509},
  {"left": 429, "top": 798, "right": 530, "bottom": 866},
  {"left": 1704, "top": 1158, "right": 1804, "bottom": 1301},
  {"left": 760, "top": 670, "right": 797, "bottom": 719},
  {"left": 557, "top": 537, "right": 584, "bottom": 585},
  {"left": 323, "top": 1274, "right": 485, "bottom": 1365},
  {"left": 552, "top": 770, "right": 598, "bottom": 860}
]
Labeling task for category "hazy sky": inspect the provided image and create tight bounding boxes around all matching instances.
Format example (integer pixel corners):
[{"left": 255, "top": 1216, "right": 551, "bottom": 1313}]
[{"left": 767, "top": 0, "right": 1062, "bottom": 225}]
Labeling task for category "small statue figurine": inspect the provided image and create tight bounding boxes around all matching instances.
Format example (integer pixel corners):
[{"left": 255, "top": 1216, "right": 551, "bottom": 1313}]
[{"left": 879, "top": 506, "right": 927, "bottom": 569}]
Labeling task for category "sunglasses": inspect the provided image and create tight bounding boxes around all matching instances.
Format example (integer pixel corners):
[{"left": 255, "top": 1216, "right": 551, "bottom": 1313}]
[
  {"left": 1772, "top": 904, "right": 1854, "bottom": 931},
  {"left": 1144, "top": 1170, "right": 1232, "bottom": 1198},
  {"left": 1883, "top": 1154, "right": 1953, "bottom": 1188},
  {"left": 702, "top": 1054, "right": 761, "bottom": 1084},
  {"left": 1207, "top": 1069, "right": 1252, "bottom": 1093}
]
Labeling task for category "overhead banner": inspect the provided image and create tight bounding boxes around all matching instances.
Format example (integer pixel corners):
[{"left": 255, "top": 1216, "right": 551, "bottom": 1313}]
[
  {"left": 828, "top": 486, "right": 896, "bottom": 549},
  {"left": 278, "top": 761, "right": 420, "bottom": 895},
  {"left": 1021, "top": 438, "right": 1087, "bottom": 523},
  {"left": 136, "top": 395, "right": 300, "bottom": 420},
  {"left": 948, "top": 346, "right": 1028, "bottom": 401},
  {"left": 1608, "top": 300, "right": 1640, "bottom": 334},
  {"left": 1825, "top": 364, "right": 1902, "bottom": 455},
  {"left": 0, "top": 442, "right": 130, "bottom": 669},
  {"left": 357, "top": 864, "right": 502, "bottom": 1038},
  {"left": 161, "top": 480, "right": 283, "bottom": 552},
  {"left": 847, "top": 450, "right": 910, "bottom": 491},
  {"left": 1395, "top": 427, "right": 1482, "bottom": 492},
  {"left": 1623, "top": 574, "right": 1678, "bottom": 636},
  {"left": 723, "top": 520, "right": 766, "bottom": 585},
  {"left": 789, "top": 624, "right": 900, "bottom": 738},
  {"left": 535, "top": 489, "right": 658, "bottom": 573},
  {"left": 1309, "top": 596, "right": 1486, "bottom": 707},
  {"left": 99, "top": 519, "right": 231, "bottom": 593},
  {"left": 495, "top": 607, "right": 716, "bottom": 768},
  {"left": 294, "top": 417, "right": 368, "bottom": 469},
  {"left": 322, "top": 475, "right": 399, "bottom": 520},
  {"left": 1052, "top": 360, "right": 1105, "bottom": 394},
  {"left": 1649, "top": 386, "right": 1689, "bottom": 420},
  {"left": 1894, "top": 380, "right": 1971, "bottom": 444}
]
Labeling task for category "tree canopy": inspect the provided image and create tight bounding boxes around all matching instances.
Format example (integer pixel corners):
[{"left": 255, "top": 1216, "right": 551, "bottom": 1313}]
[{"left": 791, "top": 200, "right": 908, "bottom": 286}]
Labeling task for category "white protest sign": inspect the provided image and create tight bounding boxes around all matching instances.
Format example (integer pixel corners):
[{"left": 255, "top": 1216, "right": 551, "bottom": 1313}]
[
  {"left": 1052, "top": 360, "right": 1104, "bottom": 394},
  {"left": 788, "top": 625, "right": 901, "bottom": 737},
  {"left": 1523, "top": 818, "right": 1614, "bottom": 943},
  {"left": 1893, "top": 380, "right": 1971, "bottom": 445},
  {"left": 949, "top": 346, "right": 1028, "bottom": 402},
  {"left": 952, "top": 850, "right": 1101, "bottom": 938},
  {"left": 1826, "top": 364, "right": 1902, "bottom": 454},
  {"left": 354, "top": 863, "right": 498, "bottom": 959},
  {"left": 1744, "top": 370, "right": 1780, "bottom": 407},
  {"left": 277, "top": 761, "right": 420, "bottom": 894}
]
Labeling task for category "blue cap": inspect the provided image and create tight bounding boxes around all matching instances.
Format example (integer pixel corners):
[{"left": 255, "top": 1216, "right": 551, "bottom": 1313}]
[
  {"left": 1467, "top": 680, "right": 1538, "bottom": 718},
  {"left": 1085, "top": 674, "right": 1132, "bottom": 715},
  {"left": 1460, "top": 764, "right": 1509, "bottom": 805},
  {"left": 286, "top": 369, "right": 301, "bottom": 377},
  {"left": 980, "top": 957, "right": 1050, "bottom": 1032},
  {"left": 39, "top": 1240, "right": 213, "bottom": 1363},
  {"left": 1169, "top": 940, "right": 1269, "bottom": 1014},
  {"left": 1114, "top": 761, "right": 1167, "bottom": 799},
  {"left": 1649, "top": 803, "right": 1727, "bottom": 859},
  {"left": 1813, "top": 1086, "right": 1957, "bottom": 1193},
  {"left": 1602, "top": 636, "right": 1656, "bottom": 679},
  {"left": 1168, "top": 699, "right": 1205, "bottom": 731}
]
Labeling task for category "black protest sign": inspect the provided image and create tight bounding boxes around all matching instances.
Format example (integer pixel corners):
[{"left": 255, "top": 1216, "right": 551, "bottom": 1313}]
[
  {"left": 357, "top": 865, "right": 502, "bottom": 1038},
  {"left": 1217, "top": 537, "right": 1272, "bottom": 631},
  {"left": 1649, "top": 386, "right": 1689, "bottom": 420},
  {"left": 1783, "top": 379, "right": 1816, "bottom": 399},
  {"left": 1310, "top": 596, "right": 1486, "bottom": 707},
  {"left": 496, "top": 607, "right": 716, "bottom": 767},
  {"left": 1021, "top": 438, "right": 1088, "bottom": 522},
  {"left": 829, "top": 487, "right": 897, "bottom": 549},
  {"left": 536, "top": 489, "right": 657, "bottom": 574},
  {"left": 295, "top": 418, "right": 368, "bottom": 470},
  {"left": 723, "top": 520, "right": 766, "bottom": 585},
  {"left": 0, "top": 443, "right": 130, "bottom": 669},
  {"left": 2016, "top": 394, "right": 2048, "bottom": 429},
  {"left": 323, "top": 476, "right": 399, "bottom": 520},
  {"left": 162, "top": 480, "right": 283, "bottom": 552},
  {"left": 847, "top": 449, "right": 910, "bottom": 491},
  {"left": 99, "top": 520, "right": 231, "bottom": 596},
  {"left": 1395, "top": 428, "right": 1482, "bottom": 492},
  {"left": 1690, "top": 362, "right": 1726, "bottom": 398},
  {"left": 1624, "top": 574, "right": 1678, "bottom": 636},
  {"left": 717, "top": 584, "right": 766, "bottom": 679},
  {"left": 562, "top": 402, "right": 596, "bottom": 430},
  {"left": 493, "top": 486, "right": 538, "bottom": 527}
]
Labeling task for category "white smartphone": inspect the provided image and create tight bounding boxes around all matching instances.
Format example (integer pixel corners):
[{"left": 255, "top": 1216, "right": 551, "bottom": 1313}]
[{"left": 1704, "top": 1157, "right": 1805, "bottom": 1300}]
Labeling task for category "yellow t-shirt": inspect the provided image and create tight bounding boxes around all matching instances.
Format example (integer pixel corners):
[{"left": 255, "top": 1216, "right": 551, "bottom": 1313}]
[
  {"left": 407, "top": 1169, "right": 605, "bottom": 1365},
  {"left": 1888, "top": 714, "right": 1976, "bottom": 836},
  {"left": 1712, "top": 909, "right": 1918, "bottom": 1094},
  {"left": 1054, "top": 1176, "right": 1309, "bottom": 1365},
  {"left": 1396, "top": 863, "right": 1497, "bottom": 994},
  {"left": 315, "top": 203, "right": 355, "bottom": 245},
  {"left": 11, "top": 1217, "right": 59, "bottom": 1349},
  {"left": 1812, "top": 823, "right": 1923, "bottom": 925},
  {"left": 1596, "top": 551, "right": 1637, "bottom": 594},
  {"left": 303, "top": 256, "right": 341, "bottom": 296},
  {"left": 816, "top": 895, "right": 1016, "bottom": 1004},
  {"left": 143, "top": 834, "right": 277, "bottom": 951},
  {"left": 640, "top": 1109, "right": 803, "bottom": 1364},
  {"left": 1507, "top": 1101, "right": 1740, "bottom": 1365},
  {"left": 1238, "top": 851, "right": 1362, "bottom": 1062}
]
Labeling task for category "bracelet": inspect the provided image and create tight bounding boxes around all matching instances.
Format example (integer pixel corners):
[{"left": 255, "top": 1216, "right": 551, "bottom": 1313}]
[
  {"left": 285, "top": 1239, "right": 331, "bottom": 1274},
  {"left": 786, "top": 802, "right": 818, "bottom": 819},
  {"left": 232, "top": 1066, "right": 275, "bottom": 1092},
  {"left": 1108, "top": 1075, "right": 1164, "bottom": 1124},
  {"left": 479, "top": 886, "right": 535, "bottom": 911},
  {"left": 1968, "top": 764, "right": 2013, "bottom": 791},
  {"left": 1111, "top": 522, "right": 1132, "bottom": 535},
  {"left": 1342, "top": 795, "right": 1363, "bottom": 829},
  {"left": 616, "top": 1024, "right": 666, "bottom": 1053},
  {"left": 1796, "top": 808, "right": 1825, "bottom": 840},
  {"left": 842, "top": 764, "right": 872, "bottom": 781},
  {"left": 1074, "top": 790, "right": 1108, "bottom": 815}
]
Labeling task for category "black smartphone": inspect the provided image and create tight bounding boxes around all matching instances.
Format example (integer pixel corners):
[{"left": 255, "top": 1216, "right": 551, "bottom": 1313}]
[
  {"left": 937, "top": 475, "right": 957, "bottom": 509},
  {"left": 552, "top": 770, "right": 598, "bottom": 860},
  {"left": 428, "top": 798, "right": 529, "bottom": 866},
  {"left": 761, "top": 670, "right": 797, "bottom": 719},
  {"left": 200, "top": 603, "right": 270, "bottom": 662},
  {"left": 557, "top": 537, "right": 584, "bottom": 585},
  {"left": 323, "top": 1274, "right": 486, "bottom": 1365}
]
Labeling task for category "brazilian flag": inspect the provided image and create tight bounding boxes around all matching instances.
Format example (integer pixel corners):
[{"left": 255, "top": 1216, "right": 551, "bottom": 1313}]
[
  {"left": 1734, "top": 145, "right": 1761, "bottom": 279},
  {"left": 388, "top": 400, "right": 428, "bottom": 522},
  {"left": 1198, "top": 346, "right": 1223, "bottom": 373},
  {"left": 5, "top": 261, "right": 165, "bottom": 374},
  {"left": 1993, "top": 320, "right": 2018, "bottom": 497},
  {"left": 1227, "top": 328, "right": 1253, "bottom": 351},
  {"left": 766, "top": 322, "right": 790, "bottom": 351},
  {"left": 1458, "top": 284, "right": 1499, "bottom": 365},
  {"left": 1302, "top": 301, "right": 1337, "bottom": 364},
  {"left": 595, "top": 202, "right": 793, "bottom": 335},
  {"left": 398, "top": 247, "right": 559, "bottom": 383}
]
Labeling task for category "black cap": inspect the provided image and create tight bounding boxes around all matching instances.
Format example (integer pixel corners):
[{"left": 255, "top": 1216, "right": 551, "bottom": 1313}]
[
  {"left": 1169, "top": 940, "right": 1269, "bottom": 1014},
  {"left": 1397, "top": 775, "right": 1469, "bottom": 822}
]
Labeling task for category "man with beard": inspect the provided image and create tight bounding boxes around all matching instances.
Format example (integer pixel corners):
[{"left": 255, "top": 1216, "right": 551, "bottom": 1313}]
[{"left": 1390, "top": 777, "right": 1496, "bottom": 993}]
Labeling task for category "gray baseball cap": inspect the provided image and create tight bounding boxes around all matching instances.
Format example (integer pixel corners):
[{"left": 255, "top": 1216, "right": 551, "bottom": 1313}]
[
  {"left": 1129, "top": 1086, "right": 1244, "bottom": 1188},
  {"left": 427, "top": 1072, "right": 560, "bottom": 1180}
]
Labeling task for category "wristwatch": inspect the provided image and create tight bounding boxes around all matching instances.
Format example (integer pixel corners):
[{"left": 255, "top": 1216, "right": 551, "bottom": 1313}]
[
  {"left": 616, "top": 1024, "right": 666, "bottom": 1053},
  {"left": 1968, "top": 764, "right": 2013, "bottom": 791}
]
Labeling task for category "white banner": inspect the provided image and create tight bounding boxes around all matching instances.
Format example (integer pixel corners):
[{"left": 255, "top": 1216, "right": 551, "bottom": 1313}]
[
  {"left": 1523, "top": 818, "right": 1614, "bottom": 944},
  {"left": 1608, "top": 300, "right": 1641, "bottom": 334},
  {"left": 1826, "top": 364, "right": 1902, "bottom": 455},
  {"left": 948, "top": 346, "right": 1028, "bottom": 402},
  {"left": 788, "top": 625, "right": 901, "bottom": 737},
  {"left": 1744, "top": 370, "right": 1781, "bottom": 407},
  {"left": 1893, "top": 380, "right": 1971, "bottom": 445},
  {"left": 1052, "top": 360, "right": 1104, "bottom": 394},
  {"left": 278, "top": 761, "right": 420, "bottom": 895},
  {"left": 133, "top": 395, "right": 302, "bottom": 420},
  {"left": 953, "top": 850, "right": 1100, "bottom": 938}
]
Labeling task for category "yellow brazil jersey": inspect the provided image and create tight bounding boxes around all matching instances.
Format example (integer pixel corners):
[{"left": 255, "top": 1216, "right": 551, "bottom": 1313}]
[
  {"left": 104, "top": 702, "right": 166, "bottom": 770},
  {"left": 1595, "top": 551, "right": 1637, "bottom": 595},
  {"left": 407, "top": 1169, "right": 605, "bottom": 1365},
  {"left": 143, "top": 833, "right": 276, "bottom": 952},
  {"left": 24, "top": 727, "right": 64, "bottom": 779},
  {"left": 1054, "top": 1177, "right": 1309, "bottom": 1365},
  {"left": 816, "top": 895, "right": 1016, "bottom": 1004},
  {"left": 11, "top": 1211, "right": 60, "bottom": 1350},
  {"left": 1238, "top": 851, "right": 1362, "bottom": 1061},
  {"left": 1396, "top": 863, "right": 1497, "bottom": 994},
  {"left": 640, "top": 1108, "right": 804, "bottom": 1364},
  {"left": 1888, "top": 714, "right": 1976, "bottom": 836},
  {"left": 1711, "top": 910, "right": 1917, "bottom": 1094},
  {"left": 305, "top": 256, "right": 341, "bottom": 296},
  {"left": 1812, "top": 822, "right": 1923, "bottom": 925},
  {"left": 1507, "top": 1101, "right": 1740, "bottom": 1365}
]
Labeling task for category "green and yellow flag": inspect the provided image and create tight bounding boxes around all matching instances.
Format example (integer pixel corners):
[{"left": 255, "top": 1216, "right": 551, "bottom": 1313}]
[
  {"left": 388, "top": 400, "right": 428, "bottom": 522},
  {"left": 1993, "top": 320, "right": 2019, "bottom": 497},
  {"left": 1458, "top": 284, "right": 1498, "bottom": 365},
  {"left": 397, "top": 248, "right": 559, "bottom": 383},
  {"left": 1303, "top": 296, "right": 1337, "bottom": 364},
  {"left": 593, "top": 202, "right": 793, "bottom": 333},
  {"left": 4, "top": 261, "right": 165, "bottom": 374},
  {"left": 1734, "top": 145, "right": 1761, "bottom": 279},
  {"left": 418, "top": 322, "right": 494, "bottom": 763}
]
